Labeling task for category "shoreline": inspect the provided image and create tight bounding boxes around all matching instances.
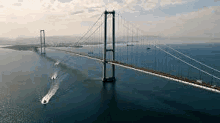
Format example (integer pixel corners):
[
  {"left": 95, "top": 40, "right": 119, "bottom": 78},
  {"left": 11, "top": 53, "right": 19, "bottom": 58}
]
[{"left": 2, "top": 44, "right": 40, "bottom": 52}]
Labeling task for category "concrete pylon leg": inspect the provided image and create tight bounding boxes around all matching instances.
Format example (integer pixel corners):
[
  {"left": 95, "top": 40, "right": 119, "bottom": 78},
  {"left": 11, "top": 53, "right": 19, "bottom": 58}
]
[
  {"left": 40, "top": 30, "right": 46, "bottom": 55},
  {"left": 102, "top": 10, "right": 116, "bottom": 83}
]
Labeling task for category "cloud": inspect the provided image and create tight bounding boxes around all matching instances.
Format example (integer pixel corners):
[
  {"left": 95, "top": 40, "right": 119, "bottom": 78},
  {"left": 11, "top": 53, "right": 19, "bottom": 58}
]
[
  {"left": 70, "top": 10, "right": 85, "bottom": 15},
  {"left": 0, "top": 0, "right": 215, "bottom": 38},
  {"left": 160, "top": 0, "right": 186, "bottom": 7},
  {"left": 1, "top": 0, "right": 189, "bottom": 23},
  {"left": 58, "top": 0, "right": 73, "bottom": 3},
  {"left": 12, "top": 3, "right": 22, "bottom": 6},
  {"left": 0, "top": 25, "right": 31, "bottom": 38},
  {"left": 213, "top": 7, "right": 220, "bottom": 15},
  {"left": 89, "top": 13, "right": 101, "bottom": 18},
  {"left": 105, "top": 1, "right": 123, "bottom": 11},
  {"left": 134, "top": 6, "right": 220, "bottom": 37},
  {"left": 87, "top": 6, "right": 103, "bottom": 13},
  {"left": 88, "top": 8, "right": 96, "bottom": 13},
  {"left": 115, "top": 0, "right": 189, "bottom": 13}
]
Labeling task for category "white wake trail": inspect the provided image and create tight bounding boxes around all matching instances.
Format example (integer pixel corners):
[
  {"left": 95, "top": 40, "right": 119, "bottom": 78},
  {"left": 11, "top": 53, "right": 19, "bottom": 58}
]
[
  {"left": 41, "top": 80, "right": 59, "bottom": 104},
  {"left": 41, "top": 56, "right": 71, "bottom": 104},
  {"left": 41, "top": 72, "right": 68, "bottom": 105}
]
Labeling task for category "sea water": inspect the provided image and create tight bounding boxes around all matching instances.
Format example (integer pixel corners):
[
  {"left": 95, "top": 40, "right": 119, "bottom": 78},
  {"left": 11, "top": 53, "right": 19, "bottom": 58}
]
[{"left": 0, "top": 42, "right": 220, "bottom": 122}]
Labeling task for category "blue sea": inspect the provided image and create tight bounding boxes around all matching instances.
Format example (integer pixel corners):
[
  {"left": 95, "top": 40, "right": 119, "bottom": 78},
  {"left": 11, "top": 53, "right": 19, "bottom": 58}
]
[{"left": 0, "top": 41, "right": 220, "bottom": 123}]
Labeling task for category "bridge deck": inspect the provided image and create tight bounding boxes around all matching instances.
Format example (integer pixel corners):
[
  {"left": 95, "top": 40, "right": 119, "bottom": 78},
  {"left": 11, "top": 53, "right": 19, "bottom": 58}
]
[
  {"left": 109, "top": 61, "right": 220, "bottom": 92},
  {"left": 48, "top": 47, "right": 220, "bottom": 93}
]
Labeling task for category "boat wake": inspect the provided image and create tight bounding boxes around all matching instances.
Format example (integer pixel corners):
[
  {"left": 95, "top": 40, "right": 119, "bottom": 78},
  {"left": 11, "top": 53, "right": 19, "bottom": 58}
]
[
  {"left": 41, "top": 58, "right": 73, "bottom": 105},
  {"left": 41, "top": 72, "right": 68, "bottom": 105}
]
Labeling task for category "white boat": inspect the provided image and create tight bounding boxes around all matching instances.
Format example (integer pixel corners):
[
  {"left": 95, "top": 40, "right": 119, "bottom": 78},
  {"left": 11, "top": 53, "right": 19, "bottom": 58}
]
[
  {"left": 41, "top": 99, "right": 48, "bottom": 105},
  {"left": 54, "top": 61, "right": 60, "bottom": 66},
  {"left": 51, "top": 72, "right": 58, "bottom": 80},
  {"left": 41, "top": 82, "right": 60, "bottom": 105}
]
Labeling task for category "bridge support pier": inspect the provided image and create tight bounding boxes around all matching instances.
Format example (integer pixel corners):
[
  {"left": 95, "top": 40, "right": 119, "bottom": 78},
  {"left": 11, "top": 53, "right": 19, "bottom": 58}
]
[
  {"left": 40, "top": 30, "right": 46, "bottom": 54},
  {"left": 102, "top": 10, "right": 116, "bottom": 82}
]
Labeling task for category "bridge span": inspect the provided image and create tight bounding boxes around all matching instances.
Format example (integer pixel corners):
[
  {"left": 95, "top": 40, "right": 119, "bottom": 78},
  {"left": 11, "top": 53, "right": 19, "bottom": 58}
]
[
  {"left": 48, "top": 47, "right": 220, "bottom": 94},
  {"left": 39, "top": 10, "right": 220, "bottom": 95}
]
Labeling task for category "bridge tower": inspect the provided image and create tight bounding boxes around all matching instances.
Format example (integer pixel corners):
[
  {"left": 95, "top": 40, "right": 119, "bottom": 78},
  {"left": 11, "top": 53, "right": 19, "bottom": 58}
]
[
  {"left": 40, "top": 30, "right": 46, "bottom": 54},
  {"left": 102, "top": 10, "right": 116, "bottom": 82}
]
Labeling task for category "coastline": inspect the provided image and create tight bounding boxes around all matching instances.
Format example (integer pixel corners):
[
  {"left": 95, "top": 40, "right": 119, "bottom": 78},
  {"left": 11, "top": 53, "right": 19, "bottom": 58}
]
[{"left": 2, "top": 44, "right": 40, "bottom": 52}]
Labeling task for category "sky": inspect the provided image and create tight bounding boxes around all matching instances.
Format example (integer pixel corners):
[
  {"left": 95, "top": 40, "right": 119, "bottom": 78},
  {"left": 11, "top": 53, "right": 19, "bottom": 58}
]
[{"left": 0, "top": 0, "right": 220, "bottom": 38}]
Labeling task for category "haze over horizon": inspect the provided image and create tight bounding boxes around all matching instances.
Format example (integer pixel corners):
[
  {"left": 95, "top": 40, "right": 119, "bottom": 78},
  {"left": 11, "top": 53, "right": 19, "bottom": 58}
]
[{"left": 0, "top": 0, "right": 220, "bottom": 39}]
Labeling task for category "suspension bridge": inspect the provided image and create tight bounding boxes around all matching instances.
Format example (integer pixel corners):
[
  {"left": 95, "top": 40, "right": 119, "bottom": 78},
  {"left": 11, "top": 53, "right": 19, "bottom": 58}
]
[{"left": 39, "top": 10, "right": 220, "bottom": 94}]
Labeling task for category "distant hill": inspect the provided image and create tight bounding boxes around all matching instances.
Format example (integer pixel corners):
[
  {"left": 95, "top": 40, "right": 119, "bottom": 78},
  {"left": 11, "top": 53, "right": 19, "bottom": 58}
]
[{"left": 2, "top": 35, "right": 218, "bottom": 46}]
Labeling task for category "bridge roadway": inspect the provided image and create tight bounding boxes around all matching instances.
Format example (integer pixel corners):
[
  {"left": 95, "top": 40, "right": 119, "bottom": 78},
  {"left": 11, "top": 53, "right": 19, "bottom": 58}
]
[{"left": 47, "top": 47, "right": 220, "bottom": 94}]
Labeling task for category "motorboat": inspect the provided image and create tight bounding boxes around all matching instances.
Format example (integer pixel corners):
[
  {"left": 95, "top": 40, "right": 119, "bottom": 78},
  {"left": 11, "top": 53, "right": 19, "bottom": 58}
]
[
  {"left": 54, "top": 61, "right": 60, "bottom": 66},
  {"left": 51, "top": 73, "right": 57, "bottom": 80},
  {"left": 147, "top": 48, "right": 151, "bottom": 50},
  {"left": 43, "top": 100, "right": 47, "bottom": 104},
  {"left": 41, "top": 99, "right": 48, "bottom": 105}
]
